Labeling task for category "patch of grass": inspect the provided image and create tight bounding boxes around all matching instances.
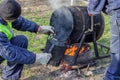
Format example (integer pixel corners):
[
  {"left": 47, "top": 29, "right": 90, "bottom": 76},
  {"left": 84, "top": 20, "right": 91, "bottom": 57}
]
[
  {"left": 14, "top": 30, "right": 48, "bottom": 53},
  {"left": 17, "top": 10, "right": 52, "bottom": 53},
  {"left": 14, "top": 9, "right": 52, "bottom": 53},
  {"left": 99, "top": 14, "right": 110, "bottom": 39},
  {"left": 98, "top": 14, "right": 110, "bottom": 45},
  {"left": 95, "top": 13, "right": 110, "bottom": 55}
]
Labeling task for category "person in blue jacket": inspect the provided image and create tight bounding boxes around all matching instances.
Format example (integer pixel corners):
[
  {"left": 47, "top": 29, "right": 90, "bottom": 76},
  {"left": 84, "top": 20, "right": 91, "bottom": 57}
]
[
  {"left": 0, "top": 0, "right": 53, "bottom": 80},
  {"left": 88, "top": 0, "right": 120, "bottom": 80}
]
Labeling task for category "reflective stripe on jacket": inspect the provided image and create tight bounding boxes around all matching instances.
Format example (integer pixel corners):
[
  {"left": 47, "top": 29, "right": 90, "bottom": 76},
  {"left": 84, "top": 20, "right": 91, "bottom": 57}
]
[
  {"left": 0, "top": 16, "right": 39, "bottom": 64},
  {"left": 0, "top": 22, "right": 13, "bottom": 40}
]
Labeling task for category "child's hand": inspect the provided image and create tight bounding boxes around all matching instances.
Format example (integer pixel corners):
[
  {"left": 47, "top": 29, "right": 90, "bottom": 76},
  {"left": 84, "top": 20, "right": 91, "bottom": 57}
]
[{"left": 37, "top": 26, "right": 54, "bottom": 34}]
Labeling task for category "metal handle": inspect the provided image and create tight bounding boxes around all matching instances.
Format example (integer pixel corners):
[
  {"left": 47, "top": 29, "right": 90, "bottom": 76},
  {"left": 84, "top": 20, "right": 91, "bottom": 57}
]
[{"left": 88, "top": 16, "right": 94, "bottom": 32}]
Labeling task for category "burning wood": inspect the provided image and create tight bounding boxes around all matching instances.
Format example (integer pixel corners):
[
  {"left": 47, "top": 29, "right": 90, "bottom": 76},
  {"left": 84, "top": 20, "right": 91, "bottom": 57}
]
[
  {"left": 62, "top": 43, "right": 92, "bottom": 70},
  {"left": 64, "top": 44, "right": 78, "bottom": 57}
]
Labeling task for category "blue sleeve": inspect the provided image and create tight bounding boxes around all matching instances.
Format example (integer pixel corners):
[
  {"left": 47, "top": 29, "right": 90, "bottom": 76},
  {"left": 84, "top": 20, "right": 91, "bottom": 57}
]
[
  {"left": 88, "top": 0, "right": 105, "bottom": 15},
  {"left": 0, "top": 32, "right": 36, "bottom": 64},
  {"left": 12, "top": 16, "right": 39, "bottom": 33}
]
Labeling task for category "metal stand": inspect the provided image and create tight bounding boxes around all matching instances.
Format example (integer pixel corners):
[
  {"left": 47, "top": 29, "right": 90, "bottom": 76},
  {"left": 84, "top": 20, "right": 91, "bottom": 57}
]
[{"left": 73, "top": 16, "right": 110, "bottom": 69}]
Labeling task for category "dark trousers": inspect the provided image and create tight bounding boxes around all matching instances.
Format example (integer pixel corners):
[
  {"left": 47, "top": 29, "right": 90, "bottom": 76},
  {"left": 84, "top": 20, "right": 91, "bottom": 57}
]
[{"left": 1, "top": 35, "right": 28, "bottom": 80}]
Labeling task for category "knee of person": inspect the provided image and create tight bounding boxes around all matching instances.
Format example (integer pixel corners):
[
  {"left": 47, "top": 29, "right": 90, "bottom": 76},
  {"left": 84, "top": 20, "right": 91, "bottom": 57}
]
[{"left": 18, "top": 35, "right": 28, "bottom": 43}]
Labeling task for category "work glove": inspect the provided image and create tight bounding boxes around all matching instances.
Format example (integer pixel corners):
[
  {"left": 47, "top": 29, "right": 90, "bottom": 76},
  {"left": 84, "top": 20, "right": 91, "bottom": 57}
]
[
  {"left": 37, "top": 26, "right": 54, "bottom": 34},
  {"left": 35, "top": 53, "right": 52, "bottom": 65}
]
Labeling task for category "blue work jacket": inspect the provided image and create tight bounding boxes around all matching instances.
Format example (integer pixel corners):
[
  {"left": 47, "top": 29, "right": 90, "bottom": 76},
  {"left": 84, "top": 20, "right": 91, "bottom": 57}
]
[
  {"left": 0, "top": 16, "right": 39, "bottom": 64},
  {"left": 88, "top": 0, "right": 120, "bottom": 15}
]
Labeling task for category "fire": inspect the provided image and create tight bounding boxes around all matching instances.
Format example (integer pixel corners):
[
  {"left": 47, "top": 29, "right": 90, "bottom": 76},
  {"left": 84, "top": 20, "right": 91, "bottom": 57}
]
[
  {"left": 80, "top": 46, "right": 86, "bottom": 53},
  {"left": 62, "top": 44, "right": 90, "bottom": 70},
  {"left": 64, "top": 44, "right": 78, "bottom": 56},
  {"left": 62, "top": 62, "right": 72, "bottom": 70},
  {"left": 64, "top": 44, "right": 86, "bottom": 57}
]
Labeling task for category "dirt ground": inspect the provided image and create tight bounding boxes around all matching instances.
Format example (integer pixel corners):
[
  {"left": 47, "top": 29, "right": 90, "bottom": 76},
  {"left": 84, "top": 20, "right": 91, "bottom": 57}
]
[
  {"left": 21, "top": 58, "right": 110, "bottom": 80},
  {"left": 23, "top": 58, "right": 110, "bottom": 80},
  {"left": 0, "top": 0, "right": 111, "bottom": 80},
  {"left": 0, "top": 58, "right": 110, "bottom": 80}
]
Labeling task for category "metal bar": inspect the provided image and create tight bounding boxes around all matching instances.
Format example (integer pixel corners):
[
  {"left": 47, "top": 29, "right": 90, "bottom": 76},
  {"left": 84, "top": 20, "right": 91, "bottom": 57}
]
[
  {"left": 90, "top": 16, "right": 94, "bottom": 31},
  {"left": 71, "top": 54, "right": 110, "bottom": 70},
  {"left": 79, "top": 54, "right": 110, "bottom": 66},
  {"left": 93, "top": 42, "right": 99, "bottom": 57},
  {"left": 79, "top": 54, "right": 110, "bottom": 69},
  {"left": 93, "top": 24, "right": 99, "bottom": 57},
  {"left": 90, "top": 54, "right": 110, "bottom": 60},
  {"left": 73, "top": 32, "right": 87, "bottom": 65},
  {"left": 48, "top": 44, "right": 55, "bottom": 53},
  {"left": 97, "top": 43, "right": 110, "bottom": 50},
  {"left": 106, "top": 50, "right": 110, "bottom": 54}
]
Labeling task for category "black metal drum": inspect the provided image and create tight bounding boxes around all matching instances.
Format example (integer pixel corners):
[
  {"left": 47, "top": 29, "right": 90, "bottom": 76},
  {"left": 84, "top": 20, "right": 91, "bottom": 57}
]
[
  {"left": 50, "top": 6, "right": 104, "bottom": 44},
  {"left": 44, "top": 6, "right": 105, "bottom": 66}
]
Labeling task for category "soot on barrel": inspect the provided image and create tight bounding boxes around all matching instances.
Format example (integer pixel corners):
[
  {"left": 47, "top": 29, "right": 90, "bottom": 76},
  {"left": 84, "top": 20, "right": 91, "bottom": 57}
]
[{"left": 50, "top": 6, "right": 104, "bottom": 44}]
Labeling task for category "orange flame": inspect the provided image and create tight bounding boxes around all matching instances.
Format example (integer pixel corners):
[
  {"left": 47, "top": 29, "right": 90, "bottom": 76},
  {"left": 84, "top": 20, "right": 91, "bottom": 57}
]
[
  {"left": 63, "top": 44, "right": 90, "bottom": 70},
  {"left": 64, "top": 44, "right": 86, "bottom": 57},
  {"left": 63, "top": 62, "right": 71, "bottom": 70},
  {"left": 64, "top": 44, "right": 78, "bottom": 56},
  {"left": 80, "top": 46, "right": 86, "bottom": 54}
]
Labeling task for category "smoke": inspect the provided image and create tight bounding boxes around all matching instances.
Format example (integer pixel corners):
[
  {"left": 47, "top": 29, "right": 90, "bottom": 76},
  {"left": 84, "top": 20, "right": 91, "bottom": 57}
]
[
  {"left": 48, "top": 0, "right": 89, "bottom": 10},
  {"left": 48, "top": 0, "right": 68, "bottom": 10}
]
